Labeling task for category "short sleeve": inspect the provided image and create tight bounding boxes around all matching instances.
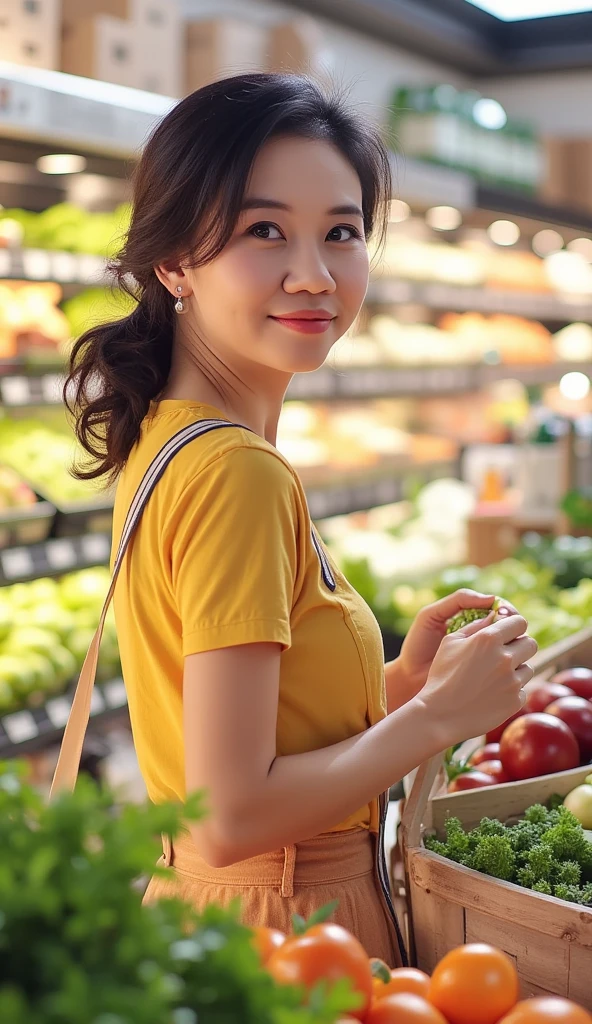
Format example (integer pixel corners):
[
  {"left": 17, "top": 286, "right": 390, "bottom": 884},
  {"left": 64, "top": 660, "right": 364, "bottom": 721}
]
[{"left": 170, "top": 445, "right": 299, "bottom": 657}]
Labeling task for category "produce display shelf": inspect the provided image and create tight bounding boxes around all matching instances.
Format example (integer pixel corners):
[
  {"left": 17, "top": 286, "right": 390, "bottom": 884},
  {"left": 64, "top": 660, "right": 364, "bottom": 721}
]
[
  {"left": 367, "top": 278, "right": 592, "bottom": 323},
  {"left": 287, "top": 360, "right": 592, "bottom": 401},
  {"left": 0, "top": 532, "right": 111, "bottom": 585},
  {"left": 0, "top": 247, "right": 108, "bottom": 286},
  {"left": 306, "top": 459, "right": 458, "bottom": 519},
  {"left": 0, "top": 371, "right": 64, "bottom": 407},
  {"left": 4, "top": 361, "right": 587, "bottom": 411},
  {"left": 0, "top": 676, "right": 127, "bottom": 757}
]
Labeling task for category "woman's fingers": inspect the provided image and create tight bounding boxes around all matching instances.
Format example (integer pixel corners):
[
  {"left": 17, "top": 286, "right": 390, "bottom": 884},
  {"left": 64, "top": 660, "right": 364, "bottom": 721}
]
[
  {"left": 516, "top": 662, "right": 535, "bottom": 689},
  {"left": 506, "top": 635, "right": 539, "bottom": 669}
]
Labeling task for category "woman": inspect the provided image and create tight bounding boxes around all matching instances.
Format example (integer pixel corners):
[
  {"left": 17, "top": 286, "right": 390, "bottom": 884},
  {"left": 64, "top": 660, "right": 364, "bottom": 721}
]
[{"left": 65, "top": 74, "right": 535, "bottom": 965}]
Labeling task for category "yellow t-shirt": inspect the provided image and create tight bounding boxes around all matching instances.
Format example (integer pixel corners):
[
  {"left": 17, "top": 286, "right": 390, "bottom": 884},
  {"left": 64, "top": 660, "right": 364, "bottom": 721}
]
[{"left": 111, "top": 400, "right": 387, "bottom": 833}]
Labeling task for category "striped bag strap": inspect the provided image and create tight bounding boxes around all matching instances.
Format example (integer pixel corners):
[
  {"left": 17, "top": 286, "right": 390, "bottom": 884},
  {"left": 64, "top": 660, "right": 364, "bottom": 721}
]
[{"left": 49, "top": 418, "right": 241, "bottom": 800}]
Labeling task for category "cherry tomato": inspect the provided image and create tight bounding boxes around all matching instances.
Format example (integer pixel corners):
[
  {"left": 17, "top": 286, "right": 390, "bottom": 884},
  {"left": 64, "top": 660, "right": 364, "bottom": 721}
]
[
  {"left": 366, "top": 992, "right": 448, "bottom": 1023},
  {"left": 267, "top": 922, "right": 372, "bottom": 1021},
  {"left": 500, "top": 713, "right": 580, "bottom": 781},
  {"left": 250, "top": 926, "right": 285, "bottom": 964},
  {"left": 552, "top": 667, "right": 592, "bottom": 702},
  {"left": 475, "top": 759, "right": 510, "bottom": 783},
  {"left": 486, "top": 710, "right": 525, "bottom": 745},
  {"left": 429, "top": 943, "right": 519, "bottom": 1024},
  {"left": 545, "top": 696, "right": 592, "bottom": 762},
  {"left": 468, "top": 743, "right": 501, "bottom": 766},
  {"left": 498, "top": 996, "right": 592, "bottom": 1024},
  {"left": 524, "top": 681, "right": 575, "bottom": 714},
  {"left": 448, "top": 771, "right": 497, "bottom": 793},
  {"left": 371, "top": 967, "right": 431, "bottom": 1002}
]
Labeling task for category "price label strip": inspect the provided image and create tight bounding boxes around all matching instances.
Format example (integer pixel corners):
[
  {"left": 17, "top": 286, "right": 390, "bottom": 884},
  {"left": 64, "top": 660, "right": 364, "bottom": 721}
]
[{"left": 2, "top": 710, "right": 38, "bottom": 745}]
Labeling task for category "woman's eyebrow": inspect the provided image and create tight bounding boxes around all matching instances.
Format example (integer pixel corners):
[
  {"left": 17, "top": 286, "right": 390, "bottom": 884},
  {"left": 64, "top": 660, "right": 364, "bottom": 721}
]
[{"left": 241, "top": 197, "right": 363, "bottom": 217}]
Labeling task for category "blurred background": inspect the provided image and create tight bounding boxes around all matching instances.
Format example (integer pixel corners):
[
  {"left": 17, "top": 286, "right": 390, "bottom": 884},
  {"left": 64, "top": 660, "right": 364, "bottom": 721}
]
[{"left": 1, "top": 0, "right": 592, "bottom": 797}]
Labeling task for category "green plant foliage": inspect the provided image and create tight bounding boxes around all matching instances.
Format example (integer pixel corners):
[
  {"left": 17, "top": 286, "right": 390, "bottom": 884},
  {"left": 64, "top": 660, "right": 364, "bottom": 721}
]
[
  {"left": 0, "top": 763, "right": 355, "bottom": 1024},
  {"left": 424, "top": 801, "right": 592, "bottom": 907}
]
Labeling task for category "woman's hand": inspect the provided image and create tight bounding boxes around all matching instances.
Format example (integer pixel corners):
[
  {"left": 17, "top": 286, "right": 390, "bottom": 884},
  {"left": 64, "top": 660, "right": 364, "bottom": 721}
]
[{"left": 394, "top": 589, "right": 517, "bottom": 702}]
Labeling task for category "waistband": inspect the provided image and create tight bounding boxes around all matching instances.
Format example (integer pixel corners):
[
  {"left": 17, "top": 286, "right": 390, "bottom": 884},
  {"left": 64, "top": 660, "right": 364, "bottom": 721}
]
[{"left": 161, "top": 827, "right": 374, "bottom": 898}]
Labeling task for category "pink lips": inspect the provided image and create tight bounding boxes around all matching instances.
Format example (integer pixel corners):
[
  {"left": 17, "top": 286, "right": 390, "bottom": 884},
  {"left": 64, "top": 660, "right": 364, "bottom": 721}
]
[{"left": 270, "top": 309, "right": 336, "bottom": 335}]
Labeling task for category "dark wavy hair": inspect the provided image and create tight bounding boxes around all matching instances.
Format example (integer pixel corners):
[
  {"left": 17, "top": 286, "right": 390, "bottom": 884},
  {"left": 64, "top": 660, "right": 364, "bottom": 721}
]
[{"left": 65, "top": 73, "right": 392, "bottom": 485}]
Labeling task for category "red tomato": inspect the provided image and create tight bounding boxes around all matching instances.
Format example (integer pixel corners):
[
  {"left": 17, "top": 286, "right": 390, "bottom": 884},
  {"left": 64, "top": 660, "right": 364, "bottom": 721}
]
[
  {"left": 545, "top": 696, "right": 592, "bottom": 762},
  {"left": 500, "top": 713, "right": 580, "bottom": 781},
  {"left": 448, "top": 771, "right": 497, "bottom": 793},
  {"left": 486, "top": 710, "right": 525, "bottom": 745},
  {"left": 468, "top": 743, "right": 501, "bottom": 766},
  {"left": 552, "top": 667, "right": 592, "bottom": 702},
  {"left": 524, "top": 681, "right": 575, "bottom": 714},
  {"left": 476, "top": 759, "right": 510, "bottom": 783}
]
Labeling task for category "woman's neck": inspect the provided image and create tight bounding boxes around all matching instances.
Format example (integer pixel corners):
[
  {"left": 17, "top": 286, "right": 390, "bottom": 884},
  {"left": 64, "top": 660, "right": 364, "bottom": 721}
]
[{"left": 160, "top": 336, "right": 290, "bottom": 447}]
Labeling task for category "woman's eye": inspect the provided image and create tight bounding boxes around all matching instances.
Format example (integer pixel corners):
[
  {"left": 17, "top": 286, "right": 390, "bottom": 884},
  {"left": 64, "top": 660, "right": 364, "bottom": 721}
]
[
  {"left": 249, "top": 222, "right": 283, "bottom": 240},
  {"left": 326, "top": 225, "right": 361, "bottom": 242}
]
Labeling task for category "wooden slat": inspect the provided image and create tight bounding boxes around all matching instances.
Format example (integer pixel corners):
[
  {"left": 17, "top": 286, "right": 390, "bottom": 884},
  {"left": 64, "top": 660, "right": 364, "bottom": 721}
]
[
  {"left": 410, "top": 884, "right": 465, "bottom": 974},
  {"left": 568, "top": 945, "right": 592, "bottom": 1010},
  {"left": 465, "top": 907, "right": 571, "bottom": 1001},
  {"left": 431, "top": 765, "right": 592, "bottom": 835},
  {"left": 408, "top": 849, "right": 592, "bottom": 948},
  {"left": 531, "top": 627, "right": 592, "bottom": 674}
]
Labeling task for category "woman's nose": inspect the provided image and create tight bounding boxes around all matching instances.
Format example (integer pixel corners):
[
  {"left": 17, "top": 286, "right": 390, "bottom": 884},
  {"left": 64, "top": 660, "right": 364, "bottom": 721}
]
[{"left": 282, "top": 244, "right": 336, "bottom": 295}]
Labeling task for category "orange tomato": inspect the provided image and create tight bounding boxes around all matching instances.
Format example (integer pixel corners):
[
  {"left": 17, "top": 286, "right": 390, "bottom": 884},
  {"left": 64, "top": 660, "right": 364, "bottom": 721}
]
[
  {"left": 366, "top": 992, "right": 448, "bottom": 1023},
  {"left": 372, "top": 967, "right": 431, "bottom": 1002},
  {"left": 429, "top": 944, "right": 519, "bottom": 1024},
  {"left": 267, "top": 922, "right": 372, "bottom": 1021},
  {"left": 498, "top": 997, "right": 592, "bottom": 1024},
  {"left": 250, "top": 925, "right": 286, "bottom": 964}
]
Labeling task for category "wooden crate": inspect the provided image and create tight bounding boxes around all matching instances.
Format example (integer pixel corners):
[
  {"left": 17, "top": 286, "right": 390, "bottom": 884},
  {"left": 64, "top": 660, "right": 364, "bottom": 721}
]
[{"left": 399, "top": 627, "right": 592, "bottom": 1008}]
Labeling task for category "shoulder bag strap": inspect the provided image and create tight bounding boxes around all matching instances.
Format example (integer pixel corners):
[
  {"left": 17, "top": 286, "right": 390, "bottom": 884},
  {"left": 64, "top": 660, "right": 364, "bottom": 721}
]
[{"left": 49, "top": 418, "right": 242, "bottom": 800}]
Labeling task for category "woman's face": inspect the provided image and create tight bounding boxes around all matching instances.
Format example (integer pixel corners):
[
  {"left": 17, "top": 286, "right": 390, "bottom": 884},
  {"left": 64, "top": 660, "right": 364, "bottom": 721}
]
[{"left": 182, "top": 135, "right": 370, "bottom": 376}]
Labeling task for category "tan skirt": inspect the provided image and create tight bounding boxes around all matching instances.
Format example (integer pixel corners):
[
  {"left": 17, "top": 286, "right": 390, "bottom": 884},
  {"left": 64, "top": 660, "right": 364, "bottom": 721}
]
[{"left": 143, "top": 826, "right": 405, "bottom": 967}]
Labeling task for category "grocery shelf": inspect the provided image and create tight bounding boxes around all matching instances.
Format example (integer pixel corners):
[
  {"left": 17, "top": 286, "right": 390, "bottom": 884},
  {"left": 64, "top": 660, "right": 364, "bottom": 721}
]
[
  {"left": 4, "top": 360, "right": 589, "bottom": 412},
  {"left": 367, "top": 278, "right": 592, "bottom": 323},
  {"left": 0, "top": 247, "right": 107, "bottom": 286},
  {"left": 0, "top": 371, "right": 64, "bottom": 407},
  {"left": 288, "top": 361, "right": 592, "bottom": 401},
  {"left": 0, "top": 676, "right": 127, "bottom": 757},
  {"left": 0, "top": 61, "right": 170, "bottom": 158},
  {"left": 0, "top": 532, "right": 111, "bottom": 585},
  {"left": 306, "top": 460, "right": 458, "bottom": 519},
  {"left": 476, "top": 186, "right": 592, "bottom": 235}
]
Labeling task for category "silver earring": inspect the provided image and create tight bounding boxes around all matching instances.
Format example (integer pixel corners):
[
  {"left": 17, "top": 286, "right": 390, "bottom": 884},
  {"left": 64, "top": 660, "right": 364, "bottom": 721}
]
[{"left": 174, "top": 285, "right": 186, "bottom": 314}]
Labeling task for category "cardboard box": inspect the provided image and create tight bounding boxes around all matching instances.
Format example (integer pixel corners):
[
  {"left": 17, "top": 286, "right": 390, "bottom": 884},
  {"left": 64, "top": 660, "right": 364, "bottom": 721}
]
[
  {"left": 185, "top": 18, "right": 266, "bottom": 94},
  {"left": 540, "top": 136, "right": 592, "bottom": 213},
  {"left": 61, "top": 0, "right": 181, "bottom": 95},
  {"left": 61, "top": 14, "right": 137, "bottom": 90},
  {"left": 0, "top": 0, "right": 60, "bottom": 69},
  {"left": 267, "top": 17, "right": 323, "bottom": 75},
  {"left": 539, "top": 136, "right": 569, "bottom": 206}
]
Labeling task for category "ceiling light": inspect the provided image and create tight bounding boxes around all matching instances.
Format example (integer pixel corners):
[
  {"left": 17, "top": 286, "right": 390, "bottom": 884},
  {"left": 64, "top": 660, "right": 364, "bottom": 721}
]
[
  {"left": 425, "top": 206, "right": 462, "bottom": 231},
  {"left": 389, "top": 200, "right": 410, "bottom": 223},
  {"left": 532, "top": 229, "right": 564, "bottom": 257},
  {"left": 465, "top": 1, "right": 592, "bottom": 20},
  {"left": 567, "top": 237, "right": 592, "bottom": 261},
  {"left": 488, "top": 219, "right": 520, "bottom": 246},
  {"left": 36, "top": 153, "right": 87, "bottom": 174},
  {"left": 559, "top": 371, "right": 591, "bottom": 401},
  {"left": 473, "top": 98, "right": 507, "bottom": 130}
]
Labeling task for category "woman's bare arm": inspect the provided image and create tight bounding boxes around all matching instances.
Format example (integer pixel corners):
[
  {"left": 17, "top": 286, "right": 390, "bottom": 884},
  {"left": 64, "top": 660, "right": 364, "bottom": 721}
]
[
  {"left": 183, "top": 611, "right": 532, "bottom": 866},
  {"left": 183, "top": 642, "right": 445, "bottom": 866}
]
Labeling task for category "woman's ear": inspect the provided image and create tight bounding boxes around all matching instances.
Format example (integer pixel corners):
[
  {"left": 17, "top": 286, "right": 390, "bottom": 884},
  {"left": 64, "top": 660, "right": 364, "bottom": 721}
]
[{"left": 155, "top": 263, "right": 191, "bottom": 298}]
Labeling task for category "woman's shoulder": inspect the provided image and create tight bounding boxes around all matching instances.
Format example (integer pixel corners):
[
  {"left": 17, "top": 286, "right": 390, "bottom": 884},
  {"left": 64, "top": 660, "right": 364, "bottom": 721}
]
[{"left": 131, "top": 403, "right": 300, "bottom": 500}]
